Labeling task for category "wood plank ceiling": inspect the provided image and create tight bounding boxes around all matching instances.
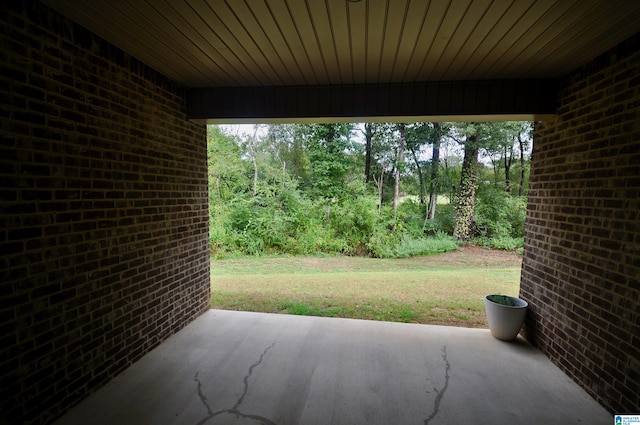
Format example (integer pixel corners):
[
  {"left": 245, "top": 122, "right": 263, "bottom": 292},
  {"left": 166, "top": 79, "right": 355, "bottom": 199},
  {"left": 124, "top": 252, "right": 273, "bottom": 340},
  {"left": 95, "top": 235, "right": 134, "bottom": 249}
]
[{"left": 42, "top": 0, "right": 640, "bottom": 89}]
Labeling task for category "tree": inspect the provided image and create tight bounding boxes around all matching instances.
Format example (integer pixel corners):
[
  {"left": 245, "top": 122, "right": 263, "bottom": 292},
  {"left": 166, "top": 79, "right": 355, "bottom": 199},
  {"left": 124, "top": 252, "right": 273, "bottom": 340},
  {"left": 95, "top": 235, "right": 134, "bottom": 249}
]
[
  {"left": 427, "top": 123, "right": 443, "bottom": 220},
  {"left": 516, "top": 122, "right": 533, "bottom": 196},
  {"left": 479, "top": 122, "right": 532, "bottom": 194},
  {"left": 207, "top": 121, "right": 532, "bottom": 257},
  {"left": 207, "top": 125, "right": 249, "bottom": 201},
  {"left": 403, "top": 122, "right": 449, "bottom": 221},
  {"left": 453, "top": 123, "right": 481, "bottom": 242},
  {"left": 305, "top": 123, "right": 354, "bottom": 218},
  {"left": 246, "top": 125, "right": 260, "bottom": 196},
  {"left": 518, "top": 132, "right": 527, "bottom": 196},
  {"left": 404, "top": 123, "right": 430, "bottom": 205},
  {"left": 393, "top": 124, "right": 407, "bottom": 220},
  {"left": 362, "top": 122, "right": 374, "bottom": 184},
  {"left": 266, "top": 124, "right": 311, "bottom": 189}
]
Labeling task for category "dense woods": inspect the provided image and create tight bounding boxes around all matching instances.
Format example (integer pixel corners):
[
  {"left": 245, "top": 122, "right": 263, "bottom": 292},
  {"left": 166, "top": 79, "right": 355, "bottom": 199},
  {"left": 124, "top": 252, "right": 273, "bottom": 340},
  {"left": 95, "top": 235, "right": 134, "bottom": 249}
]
[{"left": 208, "top": 122, "right": 532, "bottom": 258}]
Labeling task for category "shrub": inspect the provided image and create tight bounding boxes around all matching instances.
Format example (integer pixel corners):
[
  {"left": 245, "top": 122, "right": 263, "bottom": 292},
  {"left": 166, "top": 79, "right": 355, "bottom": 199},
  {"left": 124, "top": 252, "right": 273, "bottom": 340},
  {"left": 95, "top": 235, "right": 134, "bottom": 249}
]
[
  {"left": 475, "top": 186, "right": 527, "bottom": 239},
  {"left": 475, "top": 236, "right": 524, "bottom": 251},
  {"left": 395, "top": 199, "right": 425, "bottom": 237},
  {"left": 429, "top": 203, "right": 456, "bottom": 235},
  {"left": 329, "top": 194, "right": 379, "bottom": 253},
  {"left": 368, "top": 232, "right": 458, "bottom": 259},
  {"left": 391, "top": 234, "right": 459, "bottom": 258}
]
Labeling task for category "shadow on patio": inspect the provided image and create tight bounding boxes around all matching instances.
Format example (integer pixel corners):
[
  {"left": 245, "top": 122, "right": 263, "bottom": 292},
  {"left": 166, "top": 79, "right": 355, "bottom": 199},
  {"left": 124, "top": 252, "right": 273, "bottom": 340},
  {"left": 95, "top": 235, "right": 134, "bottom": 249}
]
[{"left": 54, "top": 310, "right": 610, "bottom": 425}]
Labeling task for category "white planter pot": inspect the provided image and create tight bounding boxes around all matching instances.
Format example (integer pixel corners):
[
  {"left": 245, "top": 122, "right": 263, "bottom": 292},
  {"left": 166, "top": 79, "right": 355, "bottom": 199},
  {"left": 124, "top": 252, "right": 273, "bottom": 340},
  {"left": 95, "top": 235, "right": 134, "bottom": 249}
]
[{"left": 485, "top": 295, "right": 528, "bottom": 341}]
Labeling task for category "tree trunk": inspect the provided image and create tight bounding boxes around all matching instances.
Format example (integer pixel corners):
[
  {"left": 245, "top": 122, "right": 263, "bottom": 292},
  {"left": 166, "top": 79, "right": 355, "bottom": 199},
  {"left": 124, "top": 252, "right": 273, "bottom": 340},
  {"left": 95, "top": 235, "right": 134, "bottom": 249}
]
[
  {"left": 393, "top": 124, "right": 407, "bottom": 220},
  {"left": 518, "top": 135, "right": 525, "bottom": 197},
  {"left": 427, "top": 123, "right": 441, "bottom": 221},
  {"left": 453, "top": 132, "right": 479, "bottom": 242},
  {"left": 364, "top": 123, "right": 373, "bottom": 184},
  {"left": 504, "top": 143, "right": 513, "bottom": 193},
  {"left": 375, "top": 169, "right": 385, "bottom": 215},
  {"left": 490, "top": 156, "right": 498, "bottom": 186},
  {"left": 409, "top": 146, "right": 425, "bottom": 204},
  {"left": 248, "top": 125, "right": 259, "bottom": 197}
]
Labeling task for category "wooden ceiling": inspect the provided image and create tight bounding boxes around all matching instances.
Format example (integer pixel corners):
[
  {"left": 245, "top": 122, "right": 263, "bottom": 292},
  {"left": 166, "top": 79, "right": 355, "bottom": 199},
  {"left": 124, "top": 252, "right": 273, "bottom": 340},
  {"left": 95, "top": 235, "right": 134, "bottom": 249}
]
[{"left": 43, "top": 0, "right": 640, "bottom": 89}]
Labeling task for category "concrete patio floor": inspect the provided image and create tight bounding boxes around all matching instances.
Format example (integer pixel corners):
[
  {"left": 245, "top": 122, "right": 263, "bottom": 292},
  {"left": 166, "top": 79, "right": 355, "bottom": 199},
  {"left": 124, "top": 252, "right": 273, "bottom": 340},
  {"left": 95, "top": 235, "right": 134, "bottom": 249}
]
[{"left": 54, "top": 309, "right": 611, "bottom": 425}]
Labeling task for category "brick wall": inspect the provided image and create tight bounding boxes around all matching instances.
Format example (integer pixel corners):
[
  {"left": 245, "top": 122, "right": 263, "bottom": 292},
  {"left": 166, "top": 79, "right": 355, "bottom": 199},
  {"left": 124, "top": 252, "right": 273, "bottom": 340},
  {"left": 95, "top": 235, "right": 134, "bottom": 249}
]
[
  {"left": 521, "top": 33, "right": 640, "bottom": 413},
  {"left": 0, "top": 2, "right": 210, "bottom": 424}
]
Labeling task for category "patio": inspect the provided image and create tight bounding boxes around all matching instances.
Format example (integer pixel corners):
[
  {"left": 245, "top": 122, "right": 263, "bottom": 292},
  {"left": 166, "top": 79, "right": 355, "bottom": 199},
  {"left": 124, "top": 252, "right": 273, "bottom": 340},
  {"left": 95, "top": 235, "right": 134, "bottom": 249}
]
[{"left": 54, "top": 310, "right": 610, "bottom": 425}]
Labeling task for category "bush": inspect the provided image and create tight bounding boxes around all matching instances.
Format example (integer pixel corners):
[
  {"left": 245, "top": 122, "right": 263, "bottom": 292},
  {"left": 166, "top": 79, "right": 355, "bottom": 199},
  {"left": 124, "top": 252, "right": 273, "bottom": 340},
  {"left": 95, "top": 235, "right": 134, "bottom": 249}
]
[
  {"left": 368, "top": 232, "right": 458, "bottom": 259},
  {"left": 395, "top": 199, "right": 425, "bottom": 237},
  {"left": 209, "top": 177, "right": 527, "bottom": 256},
  {"left": 475, "top": 236, "right": 524, "bottom": 251},
  {"left": 475, "top": 186, "right": 526, "bottom": 239},
  {"left": 391, "top": 234, "right": 459, "bottom": 258},
  {"left": 329, "top": 194, "right": 379, "bottom": 253},
  {"left": 429, "top": 203, "right": 456, "bottom": 235}
]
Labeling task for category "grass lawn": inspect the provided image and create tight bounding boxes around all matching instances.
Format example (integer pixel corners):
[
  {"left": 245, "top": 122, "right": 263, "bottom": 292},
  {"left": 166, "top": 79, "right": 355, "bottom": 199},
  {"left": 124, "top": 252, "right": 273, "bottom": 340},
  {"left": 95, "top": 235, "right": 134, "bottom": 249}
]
[{"left": 210, "top": 245, "right": 522, "bottom": 328}]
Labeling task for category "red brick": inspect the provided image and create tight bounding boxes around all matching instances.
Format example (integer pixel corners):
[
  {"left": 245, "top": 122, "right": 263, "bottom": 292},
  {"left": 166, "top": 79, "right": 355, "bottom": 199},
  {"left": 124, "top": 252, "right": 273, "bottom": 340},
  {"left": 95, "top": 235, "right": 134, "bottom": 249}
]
[
  {"left": 1, "top": 2, "right": 209, "bottom": 424},
  {"left": 521, "top": 34, "right": 640, "bottom": 414}
]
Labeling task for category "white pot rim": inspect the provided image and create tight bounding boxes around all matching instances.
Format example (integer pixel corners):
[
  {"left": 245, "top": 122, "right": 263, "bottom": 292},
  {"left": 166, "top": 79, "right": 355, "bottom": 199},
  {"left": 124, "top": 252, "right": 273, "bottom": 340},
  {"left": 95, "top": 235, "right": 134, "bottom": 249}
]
[{"left": 485, "top": 294, "right": 528, "bottom": 308}]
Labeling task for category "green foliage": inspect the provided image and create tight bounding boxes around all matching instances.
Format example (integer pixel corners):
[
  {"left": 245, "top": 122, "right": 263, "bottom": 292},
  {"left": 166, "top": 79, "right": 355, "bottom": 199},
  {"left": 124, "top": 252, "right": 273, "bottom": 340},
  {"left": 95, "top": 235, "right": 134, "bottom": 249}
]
[
  {"left": 329, "top": 194, "right": 379, "bottom": 254},
  {"left": 471, "top": 184, "right": 527, "bottom": 250},
  {"left": 207, "top": 126, "right": 250, "bottom": 201},
  {"left": 277, "top": 300, "right": 417, "bottom": 323},
  {"left": 208, "top": 122, "right": 531, "bottom": 257},
  {"left": 305, "top": 123, "right": 354, "bottom": 200},
  {"left": 368, "top": 230, "right": 458, "bottom": 259},
  {"left": 278, "top": 301, "right": 342, "bottom": 317},
  {"left": 474, "top": 184, "right": 527, "bottom": 239}
]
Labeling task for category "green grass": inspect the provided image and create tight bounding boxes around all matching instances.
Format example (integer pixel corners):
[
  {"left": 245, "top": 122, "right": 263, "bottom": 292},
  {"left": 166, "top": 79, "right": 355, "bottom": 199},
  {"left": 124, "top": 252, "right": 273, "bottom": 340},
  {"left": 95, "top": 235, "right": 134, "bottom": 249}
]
[{"left": 210, "top": 250, "right": 522, "bottom": 327}]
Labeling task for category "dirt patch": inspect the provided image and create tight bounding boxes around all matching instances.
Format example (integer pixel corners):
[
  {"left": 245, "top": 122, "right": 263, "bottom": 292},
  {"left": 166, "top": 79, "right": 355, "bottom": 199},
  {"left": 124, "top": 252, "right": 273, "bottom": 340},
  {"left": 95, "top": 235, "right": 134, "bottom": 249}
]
[
  {"left": 395, "top": 245, "right": 522, "bottom": 268},
  {"left": 214, "top": 245, "right": 522, "bottom": 275},
  {"left": 299, "top": 245, "right": 522, "bottom": 272}
]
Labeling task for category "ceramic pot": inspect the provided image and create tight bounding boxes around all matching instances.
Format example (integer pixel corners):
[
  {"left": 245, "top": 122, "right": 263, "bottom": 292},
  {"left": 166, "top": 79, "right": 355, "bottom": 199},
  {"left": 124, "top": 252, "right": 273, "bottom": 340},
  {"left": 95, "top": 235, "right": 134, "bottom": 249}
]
[{"left": 485, "top": 294, "right": 528, "bottom": 341}]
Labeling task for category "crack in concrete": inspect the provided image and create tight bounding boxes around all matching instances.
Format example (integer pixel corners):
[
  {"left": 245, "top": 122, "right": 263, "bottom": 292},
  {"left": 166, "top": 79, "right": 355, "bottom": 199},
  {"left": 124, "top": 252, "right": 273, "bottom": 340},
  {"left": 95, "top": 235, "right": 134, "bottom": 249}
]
[
  {"left": 194, "top": 343, "right": 277, "bottom": 425},
  {"left": 194, "top": 372, "right": 213, "bottom": 418},
  {"left": 424, "top": 345, "right": 450, "bottom": 425},
  {"left": 231, "top": 342, "right": 276, "bottom": 411}
]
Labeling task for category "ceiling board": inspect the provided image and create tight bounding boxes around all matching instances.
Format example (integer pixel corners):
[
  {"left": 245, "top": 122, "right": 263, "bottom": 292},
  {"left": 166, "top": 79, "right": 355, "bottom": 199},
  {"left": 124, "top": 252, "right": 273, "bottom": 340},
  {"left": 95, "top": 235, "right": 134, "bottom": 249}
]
[
  {"left": 391, "top": 0, "right": 430, "bottom": 82},
  {"left": 42, "top": 0, "right": 640, "bottom": 88},
  {"left": 306, "top": 0, "right": 342, "bottom": 84},
  {"left": 377, "top": 0, "right": 408, "bottom": 82},
  {"left": 185, "top": 0, "right": 265, "bottom": 85},
  {"left": 520, "top": 1, "right": 640, "bottom": 77},
  {"left": 421, "top": 0, "right": 472, "bottom": 81},
  {"left": 237, "top": 1, "right": 297, "bottom": 84},
  {"left": 363, "top": 0, "right": 388, "bottom": 83},
  {"left": 402, "top": 0, "right": 450, "bottom": 82},
  {"left": 444, "top": 0, "right": 513, "bottom": 80},
  {"left": 491, "top": 0, "right": 579, "bottom": 79},
  {"left": 452, "top": 0, "right": 536, "bottom": 80},
  {"left": 285, "top": 0, "right": 327, "bottom": 84},
  {"left": 428, "top": 0, "right": 493, "bottom": 80},
  {"left": 264, "top": 1, "right": 317, "bottom": 85},
  {"left": 474, "top": 0, "right": 558, "bottom": 79},
  {"left": 346, "top": 0, "right": 367, "bottom": 83},
  {"left": 326, "top": 0, "right": 352, "bottom": 83}
]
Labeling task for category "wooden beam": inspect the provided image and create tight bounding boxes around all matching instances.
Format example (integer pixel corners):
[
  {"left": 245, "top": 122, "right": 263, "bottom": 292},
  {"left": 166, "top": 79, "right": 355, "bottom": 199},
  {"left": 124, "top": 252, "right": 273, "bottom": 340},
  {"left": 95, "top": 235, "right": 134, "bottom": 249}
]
[{"left": 187, "top": 80, "right": 557, "bottom": 124}]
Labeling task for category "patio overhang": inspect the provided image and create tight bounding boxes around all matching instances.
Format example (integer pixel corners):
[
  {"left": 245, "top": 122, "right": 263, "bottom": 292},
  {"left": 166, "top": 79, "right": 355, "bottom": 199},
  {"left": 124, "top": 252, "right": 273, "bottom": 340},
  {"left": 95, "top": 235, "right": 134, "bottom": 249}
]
[
  {"left": 187, "top": 79, "right": 558, "bottom": 124},
  {"left": 41, "top": 0, "right": 640, "bottom": 88},
  {"left": 42, "top": 0, "right": 640, "bottom": 124}
]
